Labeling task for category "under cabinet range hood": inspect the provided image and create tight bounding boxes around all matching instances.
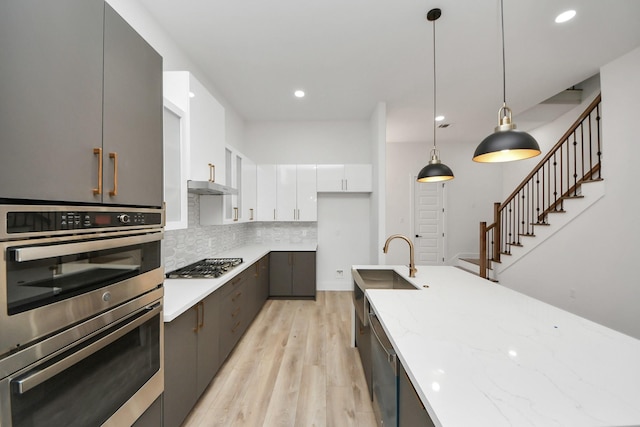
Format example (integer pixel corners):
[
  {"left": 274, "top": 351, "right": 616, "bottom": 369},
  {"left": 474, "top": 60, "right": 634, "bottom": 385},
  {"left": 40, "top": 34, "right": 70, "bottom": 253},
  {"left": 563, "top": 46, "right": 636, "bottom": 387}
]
[{"left": 187, "top": 180, "right": 238, "bottom": 195}]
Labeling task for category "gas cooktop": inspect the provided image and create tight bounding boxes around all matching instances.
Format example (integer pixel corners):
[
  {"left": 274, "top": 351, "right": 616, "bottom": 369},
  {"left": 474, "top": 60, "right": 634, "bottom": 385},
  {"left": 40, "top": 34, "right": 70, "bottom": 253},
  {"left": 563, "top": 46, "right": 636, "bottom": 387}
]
[{"left": 165, "top": 258, "right": 243, "bottom": 279}]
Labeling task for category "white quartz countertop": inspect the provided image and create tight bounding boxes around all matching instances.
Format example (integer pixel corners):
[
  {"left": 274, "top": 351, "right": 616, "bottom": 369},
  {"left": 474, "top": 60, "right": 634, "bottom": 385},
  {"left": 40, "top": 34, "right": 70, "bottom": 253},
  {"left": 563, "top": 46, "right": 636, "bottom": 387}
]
[
  {"left": 164, "top": 242, "right": 317, "bottom": 322},
  {"left": 358, "top": 265, "right": 640, "bottom": 427}
]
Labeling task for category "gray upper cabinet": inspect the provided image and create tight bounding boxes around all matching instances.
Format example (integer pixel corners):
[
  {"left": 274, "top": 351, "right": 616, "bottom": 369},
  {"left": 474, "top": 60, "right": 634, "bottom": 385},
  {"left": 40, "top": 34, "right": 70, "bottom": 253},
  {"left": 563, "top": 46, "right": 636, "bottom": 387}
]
[
  {"left": 0, "top": 1, "right": 162, "bottom": 207},
  {"left": 0, "top": 0, "right": 103, "bottom": 203},
  {"left": 103, "top": 5, "right": 163, "bottom": 207}
]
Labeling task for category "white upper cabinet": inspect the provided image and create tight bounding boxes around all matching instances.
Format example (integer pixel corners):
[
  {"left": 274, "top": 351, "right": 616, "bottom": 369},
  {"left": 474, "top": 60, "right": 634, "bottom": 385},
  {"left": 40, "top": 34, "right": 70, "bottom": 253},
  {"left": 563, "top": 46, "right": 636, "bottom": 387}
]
[
  {"left": 242, "top": 157, "right": 257, "bottom": 222},
  {"left": 276, "top": 165, "right": 317, "bottom": 222},
  {"left": 295, "top": 165, "right": 318, "bottom": 221},
  {"left": 257, "top": 164, "right": 277, "bottom": 221},
  {"left": 200, "top": 146, "right": 256, "bottom": 225},
  {"left": 256, "top": 164, "right": 317, "bottom": 222},
  {"left": 163, "top": 71, "right": 226, "bottom": 184},
  {"left": 162, "top": 98, "right": 188, "bottom": 230},
  {"left": 317, "top": 164, "right": 372, "bottom": 192}
]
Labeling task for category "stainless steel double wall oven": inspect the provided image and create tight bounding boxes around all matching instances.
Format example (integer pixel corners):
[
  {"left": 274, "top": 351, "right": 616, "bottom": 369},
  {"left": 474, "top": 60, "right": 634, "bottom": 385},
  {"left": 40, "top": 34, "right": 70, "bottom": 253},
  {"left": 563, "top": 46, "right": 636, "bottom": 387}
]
[{"left": 0, "top": 204, "right": 164, "bottom": 427}]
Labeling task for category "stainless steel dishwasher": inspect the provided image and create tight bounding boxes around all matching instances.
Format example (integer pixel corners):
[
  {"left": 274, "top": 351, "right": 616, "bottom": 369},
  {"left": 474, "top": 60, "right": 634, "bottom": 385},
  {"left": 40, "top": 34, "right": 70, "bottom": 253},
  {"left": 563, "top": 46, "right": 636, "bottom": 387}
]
[{"left": 369, "top": 311, "right": 398, "bottom": 427}]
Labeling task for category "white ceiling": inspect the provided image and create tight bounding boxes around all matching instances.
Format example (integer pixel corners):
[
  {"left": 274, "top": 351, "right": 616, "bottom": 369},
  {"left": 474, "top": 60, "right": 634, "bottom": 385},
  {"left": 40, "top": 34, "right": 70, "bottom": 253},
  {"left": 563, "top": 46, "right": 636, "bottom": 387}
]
[{"left": 138, "top": 0, "right": 640, "bottom": 146}]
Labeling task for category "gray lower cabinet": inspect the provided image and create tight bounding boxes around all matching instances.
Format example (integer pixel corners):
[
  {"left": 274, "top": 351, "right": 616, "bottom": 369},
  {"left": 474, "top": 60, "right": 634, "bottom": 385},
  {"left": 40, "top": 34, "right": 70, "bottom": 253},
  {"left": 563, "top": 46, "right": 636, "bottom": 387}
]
[
  {"left": 195, "top": 292, "right": 221, "bottom": 396},
  {"left": 257, "top": 254, "right": 270, "bottom": 305},
  {"left": 0, "top": 1, "right": 163, "bottom": 206},
  {"left": 248, "top": 254, "right": 270, "bottom": 319},
  {"left": 164, "top": 290, "right": 220, "bottom": 427},
  {"left": 399, "top": 363, "right": 436, "bottom": 427},
  {"left": 219, "top": 270, "right": 250, "bottom": 363},
  {"left": 164, "top": 304, "right": 198, "bottom": 427},
  {"left": 164, "top": 257, "right": 269, "bottom": 427},
  {"left": 355, "top": 309, "right": 373, "bottom": 400},
  {"left": 269, "top": 251, "right": 316, "bottom": 298}
]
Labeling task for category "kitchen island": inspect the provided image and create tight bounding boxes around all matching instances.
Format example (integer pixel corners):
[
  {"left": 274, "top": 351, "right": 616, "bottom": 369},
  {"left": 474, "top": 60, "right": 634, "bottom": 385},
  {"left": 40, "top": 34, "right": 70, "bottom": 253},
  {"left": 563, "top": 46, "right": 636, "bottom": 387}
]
[{"left": 358, "top": 265, "right": 640, "bottom": 427}]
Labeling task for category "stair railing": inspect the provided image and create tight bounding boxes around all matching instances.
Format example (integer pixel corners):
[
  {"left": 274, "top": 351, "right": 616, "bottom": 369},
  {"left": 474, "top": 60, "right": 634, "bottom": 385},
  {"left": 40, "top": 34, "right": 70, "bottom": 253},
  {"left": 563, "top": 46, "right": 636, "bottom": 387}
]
[{"left": 480, "top": 94, "right": 602, "bottom": 279}]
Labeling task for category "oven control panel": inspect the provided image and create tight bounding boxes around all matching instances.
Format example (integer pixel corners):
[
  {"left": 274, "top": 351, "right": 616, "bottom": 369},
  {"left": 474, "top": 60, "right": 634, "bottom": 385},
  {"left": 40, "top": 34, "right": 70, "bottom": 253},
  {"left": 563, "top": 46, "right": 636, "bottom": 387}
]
[{"left": 4, "top": 208, "right": 163, "bottom": 234}]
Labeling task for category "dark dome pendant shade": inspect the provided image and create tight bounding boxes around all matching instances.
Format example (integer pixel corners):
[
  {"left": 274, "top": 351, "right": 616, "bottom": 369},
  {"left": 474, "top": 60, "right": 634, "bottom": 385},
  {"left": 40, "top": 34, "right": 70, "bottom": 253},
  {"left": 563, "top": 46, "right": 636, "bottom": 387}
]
[
  {"left": 418, "top": 148, "right": 454, "bottom": 182},
  {"left": 473, "top": 0, "right": 541, "bottom": 163},
  {"left": 417, "top": 8, "right": 454, "bottom": 183},
  {"left": 473, "top": 104, "right": 541, "bottom": 162}
]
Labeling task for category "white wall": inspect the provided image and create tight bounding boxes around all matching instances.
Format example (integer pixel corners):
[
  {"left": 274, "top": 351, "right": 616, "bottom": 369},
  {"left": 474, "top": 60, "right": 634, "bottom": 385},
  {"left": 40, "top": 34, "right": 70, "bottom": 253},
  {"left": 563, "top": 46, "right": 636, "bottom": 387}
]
[
  {"left": 499, "top": 46, "right": 640, "bottom": 339},
  {"left": 385, "top": 141, "right": 503, "bottom": 265},
  {"left": 317, "top": 194, "right": 371, "bottom": 290},
  {"left": 244, "top": 120, "right": 371, "bottom": 163},
  {"left": 370, "top": 102, "right": 387, "bottom": 264}
]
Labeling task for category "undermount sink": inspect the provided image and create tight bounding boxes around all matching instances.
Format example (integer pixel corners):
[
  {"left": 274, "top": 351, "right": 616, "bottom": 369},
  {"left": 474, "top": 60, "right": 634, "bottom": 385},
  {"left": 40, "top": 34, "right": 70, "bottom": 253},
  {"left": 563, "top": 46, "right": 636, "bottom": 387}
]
[
  {"left": 353, "top": 268, "right": 418, "bottom": 291},
  {"left": 352, "top": 268, "right": 418, "bottom": 326}
]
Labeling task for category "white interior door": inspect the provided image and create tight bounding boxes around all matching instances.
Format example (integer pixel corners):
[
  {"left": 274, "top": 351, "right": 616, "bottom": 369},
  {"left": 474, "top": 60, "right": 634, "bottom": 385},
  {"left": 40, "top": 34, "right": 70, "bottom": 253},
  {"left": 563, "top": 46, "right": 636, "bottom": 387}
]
[{"left": 414, "top": 180, "right": 445, "bottom": 265}]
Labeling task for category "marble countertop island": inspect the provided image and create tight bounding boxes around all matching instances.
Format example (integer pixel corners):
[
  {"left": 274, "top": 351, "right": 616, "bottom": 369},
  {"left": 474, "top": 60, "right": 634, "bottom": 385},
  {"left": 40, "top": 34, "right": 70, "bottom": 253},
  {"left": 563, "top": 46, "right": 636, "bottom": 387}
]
[{"left": 358, "top": 265, "right": 640, "bottom": 427}]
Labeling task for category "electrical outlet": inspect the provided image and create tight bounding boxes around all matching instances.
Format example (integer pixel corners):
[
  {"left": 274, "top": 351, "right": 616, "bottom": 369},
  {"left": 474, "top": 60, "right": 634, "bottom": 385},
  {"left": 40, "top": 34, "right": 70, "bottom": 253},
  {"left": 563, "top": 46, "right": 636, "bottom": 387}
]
[
  {"left": 336, "top": 269, "right": 344, "bottom": 279},
  {"left": 302, "top": 230, "right": 308, "bottom": 237},
  {"left": 569, "top": 288, "right": 576, "bottom": 300}
]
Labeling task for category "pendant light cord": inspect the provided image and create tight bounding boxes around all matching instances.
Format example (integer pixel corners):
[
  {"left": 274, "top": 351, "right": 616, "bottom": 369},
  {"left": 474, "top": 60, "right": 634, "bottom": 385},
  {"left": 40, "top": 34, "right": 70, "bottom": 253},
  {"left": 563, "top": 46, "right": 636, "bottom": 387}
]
[
  {"left": 500, "top": 0, "right": 506, "bottom": 105},
  {"left": 432, "top": 13, "right": 437, "bottom": 150}
]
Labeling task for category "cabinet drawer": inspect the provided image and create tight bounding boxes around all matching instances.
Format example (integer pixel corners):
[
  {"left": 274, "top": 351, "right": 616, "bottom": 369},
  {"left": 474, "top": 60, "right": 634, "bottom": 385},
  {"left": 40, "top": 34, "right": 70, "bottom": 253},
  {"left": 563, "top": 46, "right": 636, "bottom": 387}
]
[{"left": 221, "top": 270, "right": 249, "bottom": 297}]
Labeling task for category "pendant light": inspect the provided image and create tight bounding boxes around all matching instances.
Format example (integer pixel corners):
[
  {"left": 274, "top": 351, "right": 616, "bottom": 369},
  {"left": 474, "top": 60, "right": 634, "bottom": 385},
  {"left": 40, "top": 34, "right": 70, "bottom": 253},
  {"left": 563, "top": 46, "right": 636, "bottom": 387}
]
[
  {"left": 417, "top": 8, "right": 454, "bottom": 183},
  {"left": 473, "top": 0, "right": 541, "bottom": 163}
]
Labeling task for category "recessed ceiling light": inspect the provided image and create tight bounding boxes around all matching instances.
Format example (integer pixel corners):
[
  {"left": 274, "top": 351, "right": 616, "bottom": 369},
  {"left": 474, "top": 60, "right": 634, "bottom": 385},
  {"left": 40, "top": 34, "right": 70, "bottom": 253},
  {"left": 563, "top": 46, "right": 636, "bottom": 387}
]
[
  {"left": 189, "top": 91, "right": 195, "bottom": 98},
  {"left": 294, "top": 90, "right": 305, "bottom": 98},
  {"left": 555, "top": 10, "right": 576, "bottom": 23},
  {"left": 435, "top": 115, "right": 445, "bottom": 122}
]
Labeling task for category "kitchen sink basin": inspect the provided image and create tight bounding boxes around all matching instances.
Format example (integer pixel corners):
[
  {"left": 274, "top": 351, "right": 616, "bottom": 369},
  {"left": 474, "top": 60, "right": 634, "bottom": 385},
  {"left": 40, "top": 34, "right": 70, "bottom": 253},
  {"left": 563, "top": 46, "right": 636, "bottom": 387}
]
[
  {"left": 352, "top": 268, "right": 418, "bottom": 326},
  {"left": 353, "top": 269, "right": 417, "bottom": 290}
]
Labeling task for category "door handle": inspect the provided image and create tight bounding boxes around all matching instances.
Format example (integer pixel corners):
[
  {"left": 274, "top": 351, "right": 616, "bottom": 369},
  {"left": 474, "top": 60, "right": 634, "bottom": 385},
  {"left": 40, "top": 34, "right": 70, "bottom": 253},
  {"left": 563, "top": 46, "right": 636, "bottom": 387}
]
[
  {"left": 14, "top": 303, "right": 160, "bottom": 394},
  {"left": 9, "top": 232, "right": 163, "bottom": 262},
  {"left": 415, "top": 234, "right": 423, "bottom": 238}
]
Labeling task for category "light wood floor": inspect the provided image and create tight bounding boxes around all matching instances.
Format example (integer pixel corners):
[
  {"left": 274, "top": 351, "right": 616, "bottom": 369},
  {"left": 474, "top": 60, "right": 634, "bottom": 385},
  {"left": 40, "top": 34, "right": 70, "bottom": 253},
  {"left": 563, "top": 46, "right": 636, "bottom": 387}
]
[{"left": 181, "top": 291, "right": 376, "bottom": 427}]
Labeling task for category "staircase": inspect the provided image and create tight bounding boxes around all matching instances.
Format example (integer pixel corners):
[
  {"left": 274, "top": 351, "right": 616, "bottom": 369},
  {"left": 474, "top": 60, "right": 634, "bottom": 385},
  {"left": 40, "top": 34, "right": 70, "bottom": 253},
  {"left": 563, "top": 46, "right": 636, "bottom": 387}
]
[{"left": 478, "top": 94, "right": 602, "bottom": 281}]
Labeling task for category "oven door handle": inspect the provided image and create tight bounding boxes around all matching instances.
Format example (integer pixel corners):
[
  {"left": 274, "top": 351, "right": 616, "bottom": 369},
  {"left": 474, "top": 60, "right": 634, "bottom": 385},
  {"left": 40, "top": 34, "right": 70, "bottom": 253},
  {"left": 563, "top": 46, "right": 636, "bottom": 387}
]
[
  {"left": 9, "top": 232, "right": 163, "bottom": 262},
  {"left": 13, "top": 302, "right": 161, "bottom": 395}
]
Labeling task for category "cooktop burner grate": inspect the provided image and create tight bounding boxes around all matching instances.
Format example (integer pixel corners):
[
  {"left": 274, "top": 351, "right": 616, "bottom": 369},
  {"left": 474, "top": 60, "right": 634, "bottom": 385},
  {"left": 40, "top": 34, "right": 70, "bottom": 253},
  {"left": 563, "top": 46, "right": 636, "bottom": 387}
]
[{"left": 165, "top": 258, "right": 243, "bottom": 279}]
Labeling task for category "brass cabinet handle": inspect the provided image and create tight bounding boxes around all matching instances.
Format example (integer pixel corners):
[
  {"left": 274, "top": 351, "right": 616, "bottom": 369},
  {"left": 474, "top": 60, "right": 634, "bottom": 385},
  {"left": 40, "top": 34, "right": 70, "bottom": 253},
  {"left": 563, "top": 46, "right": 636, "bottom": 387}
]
[
  {"left": 198, "top": 301, "right": 204, "bottom": 329},
  {"left": 208, "top": 163, "right": 215, "bottom": 182},
  {"left": 249, "top": 208, "right": 254, "bottom": 221},
  {"left": 193, "top": 305, "right": 199, "bottom": 332},
  {"left": 232, "top": 291, "right": 242, "bottom": 302},
  {"left": 93, "top": 148, "right": 102, "bottom": 195},
  {"left": 109, "top": 152, "right": 118, "bottom": 196},
  {"left": 231, "top": 321, "right": 241, "bottom": 333},
  {"left": 233, "top": 207, "right": 238, "bottom": 222},
  {"left": 231, "top": 307, "right": 241, "bottom": 318},
  {"left": 273, "top": 209, "right": 276, "bottom": 220}
]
